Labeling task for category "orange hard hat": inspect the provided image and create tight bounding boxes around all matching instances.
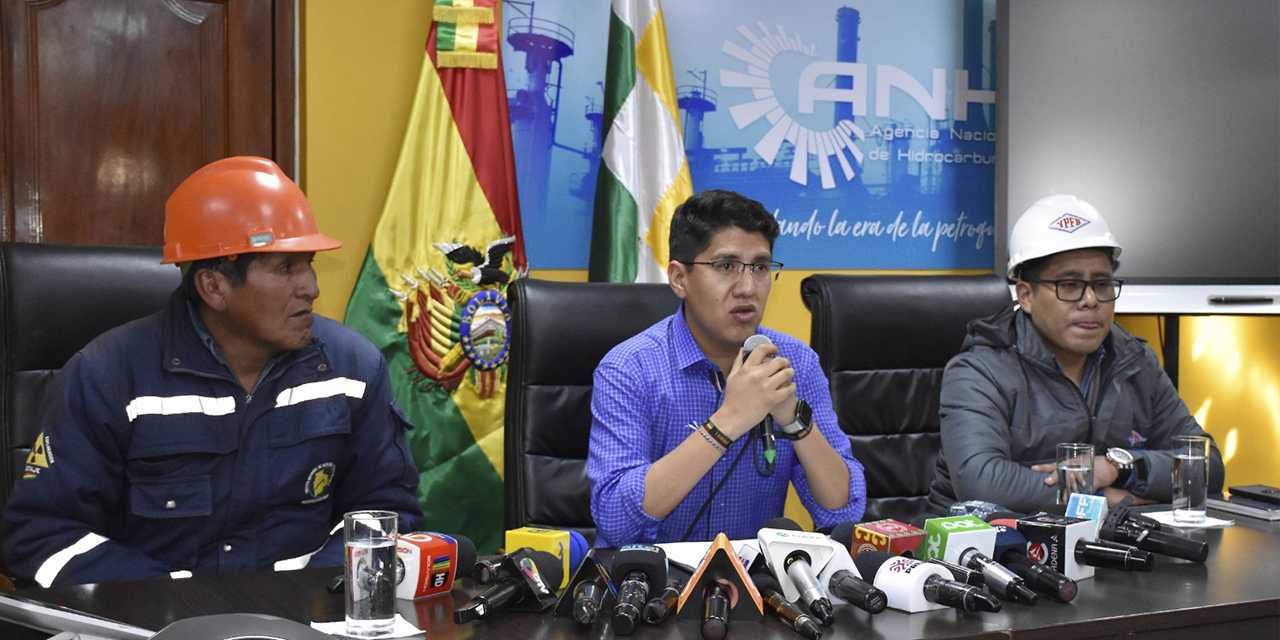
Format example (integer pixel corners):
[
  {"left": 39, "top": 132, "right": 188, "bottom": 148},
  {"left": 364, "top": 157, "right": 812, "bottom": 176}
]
[{"left": 162, "top": 156, "right": 341, "bottom": 264}]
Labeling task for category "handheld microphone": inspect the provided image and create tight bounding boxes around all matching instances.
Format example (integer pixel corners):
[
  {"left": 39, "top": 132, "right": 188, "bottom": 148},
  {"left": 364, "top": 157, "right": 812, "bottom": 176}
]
[
  {"left": 1075, "top": 538, "right": 1155, "bottom": 571},
  {"left": 610, "top": 544, "right": 668, "bottom": 635},
  {"left": 642, "top": 579, "right": 685, "bottom": 625},
  {"left": 571, "top": 573, "right": 610, "bottom": 625},
  {"left": 958, "top": 548, "right": 1039, "bottom": 605},
  {"left": 992, "top": 525, "right": 1077, "bottom": 603},
  {"left": 852, "top": 551, "right": 1000, "bottom": 613},
  {"left": 1100, "top": 502, "right": 1208, "bottom": 563},
  {"left": 758, "top": 521, "right": 836, "bottom": 625},
  {"left": 826, "top": 569, "right": 887, "bottom": 614},
  {"left": 750, "top": 568, "right": 822, "bottom": 640},
  {"left": 503, "top": 527, "right": 589, "bottom": 591},
  {"left": 989, "top": 511, "right": 1097, "bottom": 581},
  {"left": 453, "top": 548, "right": 563, "bottom": 623},
  {"left": 926, "top": 558, "right": 984, "bottom": 586},
  {"left": 743, "top": 334, "right": 777, "bottom": 472},
  {"left": 335, "top": 532, "right": 476, "bottom": 601},
  {"left": 701, "top": 583, "right": 731, "bottom": 640}
]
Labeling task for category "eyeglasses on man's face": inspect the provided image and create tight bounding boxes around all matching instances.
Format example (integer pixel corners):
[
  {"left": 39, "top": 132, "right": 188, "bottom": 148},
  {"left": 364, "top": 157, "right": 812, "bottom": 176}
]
[
  {"left": 1027, "top": 278, "right": 1124, "bottom": 302},
  {"left": 680, "top": 259, "right": 784, "bottom": 282}
]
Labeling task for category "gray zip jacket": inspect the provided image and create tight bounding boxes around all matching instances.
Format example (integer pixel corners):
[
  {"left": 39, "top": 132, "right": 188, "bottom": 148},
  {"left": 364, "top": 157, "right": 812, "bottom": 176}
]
[{"left": 927, "top": 306, "right": 1224, "bottom": 514}]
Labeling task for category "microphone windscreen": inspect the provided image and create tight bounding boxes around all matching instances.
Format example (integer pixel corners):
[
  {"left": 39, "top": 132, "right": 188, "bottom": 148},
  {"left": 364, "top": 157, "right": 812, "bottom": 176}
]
[
  {"left": 453, "top": 534, "right": 478, "bottom": 572},
  {"left": 828, "top": 521, "right": 857, "bottom": 554},
  {"left": 991, "top": 526, "right": 1028, "bottom": 559},
  {"left": 567, "top": 530, "right": 588, "bottom": 573},
  {"left": 527, "top": 549, "right": 565, "bottom": 591},
  {"left": 852, "top": 551, "right": 894, "bottom": 581},
  {"left": 743, "top": 334, "right": 772, "bottom": 357},
  {"left": 611, "top": 545, "right": 668, "bottom": 590},
  {"left": 749, "top": 567, "right": 782, "bottom": 592},
  {"left": 983, "top": 511, "right": 1026, "bottom": 523},
  {"left": 762, "top": 517, "right": 802, "bottom": 532}
]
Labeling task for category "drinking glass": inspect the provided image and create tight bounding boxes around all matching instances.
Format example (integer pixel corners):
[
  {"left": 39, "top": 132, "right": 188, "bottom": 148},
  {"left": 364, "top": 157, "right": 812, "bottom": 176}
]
[
  {"left": 1056, "top": 443, "right": 1095, "bottom": 506},
  {"left": 344, "top": 510, "right": 398, "bottom": 637},
  {"left": 1172, "top": 435, "right": 1210, "bottom": 524}
]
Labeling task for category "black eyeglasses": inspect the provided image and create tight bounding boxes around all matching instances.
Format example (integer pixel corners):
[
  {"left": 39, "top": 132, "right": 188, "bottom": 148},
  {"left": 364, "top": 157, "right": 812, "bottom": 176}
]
[
  {"left": 1027, "top": 278, "right": 1124, "bottom": 302},
  {"left": 680, "top": 259, "right": 784, "bottom": 282}
]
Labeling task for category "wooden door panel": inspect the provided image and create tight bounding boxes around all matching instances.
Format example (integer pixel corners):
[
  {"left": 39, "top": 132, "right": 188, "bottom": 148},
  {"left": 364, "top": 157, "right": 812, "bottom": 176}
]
[{"left": 0, "top": 0, "right": 294, "bottom": 246}]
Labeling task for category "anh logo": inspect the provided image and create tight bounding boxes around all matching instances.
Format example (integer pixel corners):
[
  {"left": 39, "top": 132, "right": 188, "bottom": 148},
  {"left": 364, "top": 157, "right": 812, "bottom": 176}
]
[
  {"left": 857, "top": 542, "right": 878, "bottom": 555},
  {"left": 1049, "top": 214, "right": 1090, "bottom": 233},
  {"left": 1027, "top": 542, "right": 1048, "bottom": 563},
  {"left": 719, "top": 23, "right": 867, "bottom": 190}
]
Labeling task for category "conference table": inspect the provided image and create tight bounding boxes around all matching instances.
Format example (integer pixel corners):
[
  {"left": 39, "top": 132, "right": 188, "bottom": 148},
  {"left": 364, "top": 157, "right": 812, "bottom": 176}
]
[{"left": 3, "top": 507, "right": 1277, "bottom": 640}]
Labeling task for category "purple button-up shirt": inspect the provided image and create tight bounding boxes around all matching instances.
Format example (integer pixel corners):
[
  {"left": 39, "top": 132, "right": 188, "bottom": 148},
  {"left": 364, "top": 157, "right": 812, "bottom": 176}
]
[{"left": 588, "top": 306, "right": 866, "bottom": 547}]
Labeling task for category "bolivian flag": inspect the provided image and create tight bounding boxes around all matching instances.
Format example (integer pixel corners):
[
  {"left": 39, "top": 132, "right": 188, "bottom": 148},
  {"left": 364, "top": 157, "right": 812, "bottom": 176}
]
[
  {"left": 588, "top": 0, "right": 692, "bottom": 283},
  {"left": 345, "top": 0, "right": 525, "bottom": 554}
]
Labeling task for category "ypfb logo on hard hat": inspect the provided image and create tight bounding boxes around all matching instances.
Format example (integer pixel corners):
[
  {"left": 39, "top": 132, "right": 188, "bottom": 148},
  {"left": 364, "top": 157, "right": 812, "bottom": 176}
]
[{"left": 1048, "top": 213, "right": 1090, "bottom": 233}]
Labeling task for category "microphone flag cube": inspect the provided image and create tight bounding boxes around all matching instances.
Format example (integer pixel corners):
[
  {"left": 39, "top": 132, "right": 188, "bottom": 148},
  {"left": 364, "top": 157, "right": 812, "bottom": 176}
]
[
  {"left": 1015, "top": 513, "right": 1096, "bottom": 581},
  {"left": 396, "top": 532, "right": 463, "bottom": 600},
  {"left": 1065, "top": 493, "right": 1108, "bottom": 535},
  {"left": 851, "top": 520, "right": 927, "bottom": 558},
  {"left": 920, "top": 515, "right": 996, "bottom": 565},
  {"left": 505, "top": 527, "right": 577, "bottom": 591}
]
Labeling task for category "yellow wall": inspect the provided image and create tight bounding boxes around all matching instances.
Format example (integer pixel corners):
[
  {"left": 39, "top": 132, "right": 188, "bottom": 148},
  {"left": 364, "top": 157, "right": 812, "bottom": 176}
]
[{"left": 300, "top": 5, "right": 1278, "bottom": 517}]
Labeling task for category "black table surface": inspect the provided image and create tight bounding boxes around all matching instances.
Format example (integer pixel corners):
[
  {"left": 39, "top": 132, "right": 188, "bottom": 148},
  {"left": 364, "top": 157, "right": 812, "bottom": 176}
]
[{"left": 4, "top": 507, "right": 1278, "bottom": 640}]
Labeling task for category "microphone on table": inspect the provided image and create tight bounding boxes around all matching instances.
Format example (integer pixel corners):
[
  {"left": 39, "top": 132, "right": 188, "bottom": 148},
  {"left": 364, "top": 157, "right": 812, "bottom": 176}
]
[
  {"left": 701, "top": 583, "right": 732, "bottom": 640},
  {"left": 474, "top": 528, "right": 588, "bottom": 587},
  {"left": 758, "top": 518, "right": 836, "bottom": 625},
  {"left": 329, "top": 532, "right": 476, "bottom": 599},
  {"left": 610, "top": 544, "right": 668, "bottom": 636},
  {"left": 743, "top": 334, "right": 777, "bottom": 472},
  {"left": 453, "top": 548, "right": 563, "bottom": 623},
  {"left": 749, "top": 567, "right": 822, "bottom": 640},
  {"left": 1101, "top": 500, "right": 1208, "bottom": 563},
  {"left": 571, "top": 572, "right": 611, "bottom": 625},
  {"left": 642, "top": 579, "right": 685, "bottom": 625},
  {"left": 958, "top": 547, "right": 1039, "bottom": 605},
  {"left": 991, "top": 525, "right": 1077, "bottom": 603},
  {"left": 1075, "top": 538, "right": 1155, "bottom": 571},
  {"left": 986, "top": 510, "right": 1154, "bottom": 574},
  {"left": 852, "top": 551, "right": 1001, "bottom": 613}
]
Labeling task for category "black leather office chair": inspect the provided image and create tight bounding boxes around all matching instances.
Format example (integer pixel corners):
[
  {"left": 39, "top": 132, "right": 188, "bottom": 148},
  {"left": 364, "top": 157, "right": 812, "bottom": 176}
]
[
  {"left": 503, "top": 278, "right": 680, "bottom": 543},
  {"left": 800, "top": 273, "right": 1012, "bottom": 523},
  {"left": 0, "top": 243, "right": 180, "bottom": 571}
]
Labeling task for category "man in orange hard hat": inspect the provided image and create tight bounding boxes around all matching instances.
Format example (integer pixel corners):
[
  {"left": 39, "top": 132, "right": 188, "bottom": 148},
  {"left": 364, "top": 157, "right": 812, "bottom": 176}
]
[{"left": 3, "top": 157, "right": 422, "bottom": 586}]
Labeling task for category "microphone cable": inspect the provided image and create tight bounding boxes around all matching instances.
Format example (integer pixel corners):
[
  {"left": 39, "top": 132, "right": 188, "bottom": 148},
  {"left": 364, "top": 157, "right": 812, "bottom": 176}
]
[{"left": 683, "top": 369, "right": 757, "bottom": 542}]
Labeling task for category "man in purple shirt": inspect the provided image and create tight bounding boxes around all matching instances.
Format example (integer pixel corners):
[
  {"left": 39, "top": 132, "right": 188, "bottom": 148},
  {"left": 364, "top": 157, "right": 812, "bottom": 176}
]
[{"left": 588, "top": 190, "right": 866, "bottom": 547}]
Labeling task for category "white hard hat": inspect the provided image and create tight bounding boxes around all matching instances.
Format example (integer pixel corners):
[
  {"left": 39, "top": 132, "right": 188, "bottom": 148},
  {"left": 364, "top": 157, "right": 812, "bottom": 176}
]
[{"left": 1007, "top": 194, "right": 1123, "bottom": 280}]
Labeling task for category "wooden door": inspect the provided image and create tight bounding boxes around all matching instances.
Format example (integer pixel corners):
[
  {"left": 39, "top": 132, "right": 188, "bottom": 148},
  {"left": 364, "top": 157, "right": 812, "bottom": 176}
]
[{"left": 0, "top": 0, "right": 295, "bottom": 246}]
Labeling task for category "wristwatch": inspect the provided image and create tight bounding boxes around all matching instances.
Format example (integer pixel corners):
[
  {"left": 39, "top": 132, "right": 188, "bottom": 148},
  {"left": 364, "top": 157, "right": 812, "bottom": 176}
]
[
  {"left": 775, "top": 399, "right": 812, "bottom": 440},
  {"left": 1106, "top": 447, "right": 1135, "bottom": 487}
]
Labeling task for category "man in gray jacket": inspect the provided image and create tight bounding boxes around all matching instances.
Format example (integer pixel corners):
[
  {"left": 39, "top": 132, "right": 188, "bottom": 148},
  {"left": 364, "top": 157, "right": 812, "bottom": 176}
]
[{"left": 927, "top": 195, "right": 1224, "bottom": 514}]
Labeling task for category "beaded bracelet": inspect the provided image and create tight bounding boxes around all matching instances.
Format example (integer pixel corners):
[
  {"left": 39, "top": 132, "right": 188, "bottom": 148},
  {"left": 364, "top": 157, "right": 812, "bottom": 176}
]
[{"left": 693, "top": 424, "right": 727, "bottom": 454}]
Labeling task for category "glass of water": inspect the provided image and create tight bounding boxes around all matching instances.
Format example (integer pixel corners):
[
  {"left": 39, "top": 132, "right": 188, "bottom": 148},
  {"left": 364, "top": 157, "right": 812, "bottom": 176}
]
[
  {"left": 1056, "top": 442, "right": 1095, "bottom": 506},
  {"left": 1172, "top": 435, "right": 1210, "bottom": 524},
  {"left": 344, "top": 510, "right": 398, "bottom": 637}
]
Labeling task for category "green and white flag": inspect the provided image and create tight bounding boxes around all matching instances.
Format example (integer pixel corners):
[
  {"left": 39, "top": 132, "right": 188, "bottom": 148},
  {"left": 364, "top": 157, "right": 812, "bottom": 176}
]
[{"left": 589, "top": 0, "right": 694, "bottom": 284}]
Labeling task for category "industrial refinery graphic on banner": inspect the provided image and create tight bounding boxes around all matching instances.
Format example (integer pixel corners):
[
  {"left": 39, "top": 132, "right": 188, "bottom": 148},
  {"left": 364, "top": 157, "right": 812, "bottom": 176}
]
[{"left": 503, "top": 0, "right": 997, "bottom": 271}]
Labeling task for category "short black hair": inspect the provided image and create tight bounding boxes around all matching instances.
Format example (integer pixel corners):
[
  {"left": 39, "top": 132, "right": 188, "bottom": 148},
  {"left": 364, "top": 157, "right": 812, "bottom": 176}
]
[
  {"left": 179, "top": 254, "right": 261, "bottom": 306},
  {"left": 669, "top": 190, "right": 780, "bottom": 262},
  {"left": 1017, "top": 249, "right": 1120, "bottom": 282}
]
